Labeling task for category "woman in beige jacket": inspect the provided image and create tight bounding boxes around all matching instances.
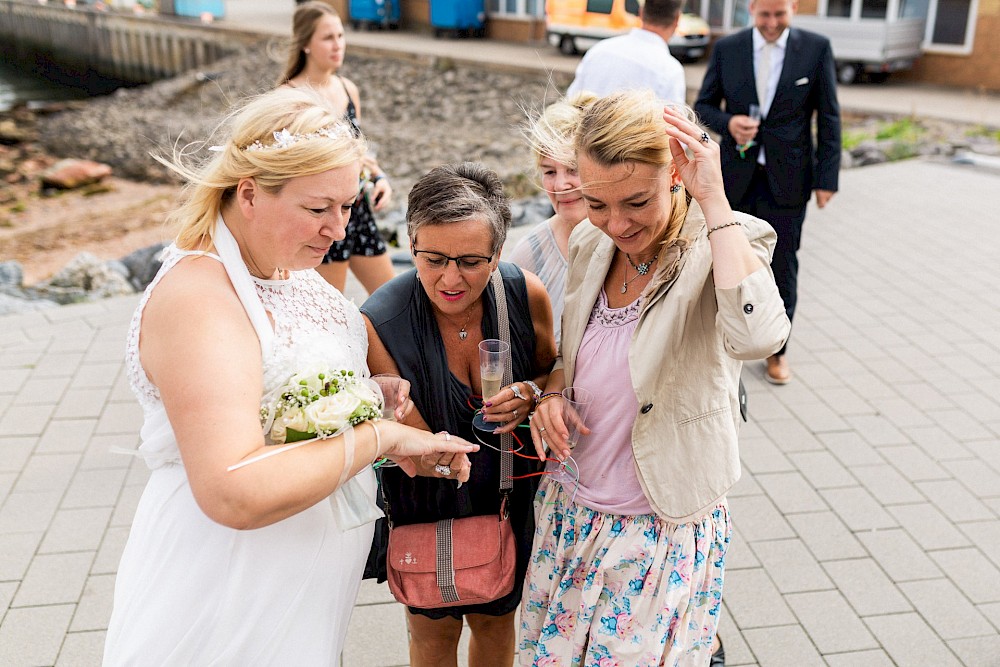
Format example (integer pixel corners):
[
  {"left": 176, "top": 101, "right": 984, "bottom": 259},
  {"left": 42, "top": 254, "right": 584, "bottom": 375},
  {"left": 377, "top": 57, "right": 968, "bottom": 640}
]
[{"left": 518, "top": 91, "right": 790, "bottom": 666}]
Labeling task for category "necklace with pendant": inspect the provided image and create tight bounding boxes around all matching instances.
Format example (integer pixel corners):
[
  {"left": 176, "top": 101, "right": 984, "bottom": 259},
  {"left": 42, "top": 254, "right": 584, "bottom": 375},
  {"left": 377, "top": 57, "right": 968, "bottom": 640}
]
[
  {"left": 621, "top": 253, "right": 658, "bottom": 294},
  {"left": 457, "top": 308, "right": 473, "bottom": 341}
]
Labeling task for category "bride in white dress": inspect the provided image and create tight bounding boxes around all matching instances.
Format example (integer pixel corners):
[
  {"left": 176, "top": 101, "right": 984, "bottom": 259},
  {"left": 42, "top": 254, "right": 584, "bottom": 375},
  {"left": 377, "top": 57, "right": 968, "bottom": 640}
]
[{"left": 104, "top": 88, "right": 478, "bottom": 665}]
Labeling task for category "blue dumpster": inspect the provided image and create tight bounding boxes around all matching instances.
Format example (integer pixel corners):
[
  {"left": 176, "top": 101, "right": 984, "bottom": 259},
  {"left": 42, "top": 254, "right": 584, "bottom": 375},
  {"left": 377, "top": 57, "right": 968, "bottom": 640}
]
[
  {"left": 173, "top": 0, "right": 224, "bottom": 19},
  {"left": 430, "top": 0, "right": 486, "bottom": 36},
  {"left": 349, "top": 0, "right": 401, "bottom": 29}
]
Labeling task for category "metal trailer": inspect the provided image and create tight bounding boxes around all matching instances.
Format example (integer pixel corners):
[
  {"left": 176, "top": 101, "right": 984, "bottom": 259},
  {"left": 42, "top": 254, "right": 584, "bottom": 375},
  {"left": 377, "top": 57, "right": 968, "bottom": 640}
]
[{"left": 792, "top": 0, "right": 925, "bottom": 85}]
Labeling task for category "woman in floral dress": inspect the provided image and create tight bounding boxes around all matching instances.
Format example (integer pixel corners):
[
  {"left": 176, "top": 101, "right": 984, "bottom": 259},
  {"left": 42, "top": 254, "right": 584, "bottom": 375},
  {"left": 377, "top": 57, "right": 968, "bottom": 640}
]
[{"left": 519, "top": 92, "right": 790, "bottom": 665}]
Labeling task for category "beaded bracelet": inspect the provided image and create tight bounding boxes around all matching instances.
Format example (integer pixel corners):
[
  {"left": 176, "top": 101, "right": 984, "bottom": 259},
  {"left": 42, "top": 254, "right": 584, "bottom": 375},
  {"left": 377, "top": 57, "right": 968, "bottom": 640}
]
[
  {"left": 707, "top": 220, "right": 742, "bottom": 237},
  {"left": 536, "top": 392, "right": 563, "bottom": 406}
]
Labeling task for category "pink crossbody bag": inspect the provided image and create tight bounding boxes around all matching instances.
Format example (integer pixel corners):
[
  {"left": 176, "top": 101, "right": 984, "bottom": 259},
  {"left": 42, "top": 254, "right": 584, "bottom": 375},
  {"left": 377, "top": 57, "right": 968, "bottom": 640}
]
[{"left": 385, "top": 270, "right": 516, "bottom": 608}]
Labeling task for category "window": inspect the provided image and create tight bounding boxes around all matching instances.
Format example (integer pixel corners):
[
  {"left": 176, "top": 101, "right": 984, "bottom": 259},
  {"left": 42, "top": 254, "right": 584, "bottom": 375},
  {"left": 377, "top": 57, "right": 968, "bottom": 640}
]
[
  {"left": 860, "top": 0, "right": 887, "bottom": 18},
  {"left": 585, "top": 0, "right": 614, "bottom": 13},
  {"left": 487, "top": 0, "right": 544, "bottom": 17},
  {"left": 825, "top": 0, "right": 851, "bottom": 16},
  {"left": 625, "top": 0, "right": 640, "bottom": 16},
  {"left": 930, "top": 0, "right": 973, "bottom": 45}
]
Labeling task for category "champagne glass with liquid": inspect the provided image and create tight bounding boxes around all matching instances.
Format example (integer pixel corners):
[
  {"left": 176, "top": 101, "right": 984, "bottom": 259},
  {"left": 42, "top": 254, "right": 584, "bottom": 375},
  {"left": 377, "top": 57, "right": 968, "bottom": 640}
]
[
  {"left": 371, "top": 373, "right": 402, "bottom": 421},
  {"left": 473, "top": 339, "right": 510, "bottom": 432}
]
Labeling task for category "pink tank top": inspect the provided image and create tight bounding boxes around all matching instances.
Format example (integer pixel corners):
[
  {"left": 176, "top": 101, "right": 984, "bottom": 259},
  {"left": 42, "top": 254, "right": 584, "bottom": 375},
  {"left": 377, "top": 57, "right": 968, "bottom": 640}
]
[{"left": 548, "top": 289, "right": 654, "bottom": 515}]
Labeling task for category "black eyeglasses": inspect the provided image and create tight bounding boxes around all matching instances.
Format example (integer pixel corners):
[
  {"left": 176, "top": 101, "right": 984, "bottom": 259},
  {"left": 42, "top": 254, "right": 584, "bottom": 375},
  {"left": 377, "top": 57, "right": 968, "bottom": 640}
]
[{"left": 412, "top": 249, "right": 495, "bottom": 272}]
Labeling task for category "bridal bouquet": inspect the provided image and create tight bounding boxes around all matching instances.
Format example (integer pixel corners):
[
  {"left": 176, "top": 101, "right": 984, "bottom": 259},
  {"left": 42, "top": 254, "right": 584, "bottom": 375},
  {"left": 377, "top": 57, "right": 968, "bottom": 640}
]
[{"left": 262, "top": 367, "right": 382, "bottom": 445}]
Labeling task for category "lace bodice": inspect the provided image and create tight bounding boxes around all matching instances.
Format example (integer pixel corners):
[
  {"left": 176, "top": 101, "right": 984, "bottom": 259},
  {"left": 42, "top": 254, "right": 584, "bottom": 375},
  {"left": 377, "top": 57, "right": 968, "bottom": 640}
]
[{"left": 126, "top": 245, "right": 368, "bottom": 415}]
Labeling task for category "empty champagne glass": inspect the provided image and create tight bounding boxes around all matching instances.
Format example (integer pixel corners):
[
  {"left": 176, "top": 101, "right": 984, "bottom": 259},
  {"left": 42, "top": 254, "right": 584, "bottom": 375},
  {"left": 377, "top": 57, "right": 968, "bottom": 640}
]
[
  {"left": 561, "top": 386, "right": 593, "bottom": 450},
  {"left": 473, "top": 339, "right": 510, "bottom": 432}
]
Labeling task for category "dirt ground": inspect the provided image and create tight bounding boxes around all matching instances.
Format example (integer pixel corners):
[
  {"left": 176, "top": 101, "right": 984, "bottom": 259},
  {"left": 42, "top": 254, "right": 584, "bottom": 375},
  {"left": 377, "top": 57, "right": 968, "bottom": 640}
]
[{"left": 1, "top": 176, "right": 179, "bottom": 285}]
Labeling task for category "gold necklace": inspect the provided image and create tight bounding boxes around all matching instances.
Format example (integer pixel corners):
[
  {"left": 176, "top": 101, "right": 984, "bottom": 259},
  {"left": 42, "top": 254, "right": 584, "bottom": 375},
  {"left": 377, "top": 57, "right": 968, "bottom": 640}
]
[{"left": 621, "top": 253, "right": 658, "bottom": 294}]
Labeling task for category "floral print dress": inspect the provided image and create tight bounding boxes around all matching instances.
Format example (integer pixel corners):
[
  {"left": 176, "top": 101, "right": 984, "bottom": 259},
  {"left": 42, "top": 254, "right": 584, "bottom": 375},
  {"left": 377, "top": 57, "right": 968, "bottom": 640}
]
[{"left": 518, "top": 291, "right": 732, "bottom": 667}]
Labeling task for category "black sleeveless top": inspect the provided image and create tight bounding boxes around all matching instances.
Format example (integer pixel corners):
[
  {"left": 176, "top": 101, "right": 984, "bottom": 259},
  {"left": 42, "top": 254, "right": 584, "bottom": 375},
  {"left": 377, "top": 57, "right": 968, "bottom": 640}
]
[{"left": 361, "top": 262, "right": 541, "bottom": 618}]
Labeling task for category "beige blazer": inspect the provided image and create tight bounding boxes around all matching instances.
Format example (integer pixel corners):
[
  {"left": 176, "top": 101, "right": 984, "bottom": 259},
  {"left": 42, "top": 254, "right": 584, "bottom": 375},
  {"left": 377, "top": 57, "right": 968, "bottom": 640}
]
[{"left": 556, "top": 201, "right": 790, "bottom": 521}]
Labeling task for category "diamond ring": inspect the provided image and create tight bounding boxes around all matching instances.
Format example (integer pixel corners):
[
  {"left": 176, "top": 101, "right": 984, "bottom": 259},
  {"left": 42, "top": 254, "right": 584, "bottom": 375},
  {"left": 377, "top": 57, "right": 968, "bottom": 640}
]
[
  {"left": 512, "top": 409, "right": 518, "bottom": 419},
  {"left": 539, "top": 426, "right": 547, "bottom": 433},
  {"left": 434, "top": 464, "right": 452, "bottom": 476},
  {"left": 699, "top": 131, "right": 711, "bottom": 145}
]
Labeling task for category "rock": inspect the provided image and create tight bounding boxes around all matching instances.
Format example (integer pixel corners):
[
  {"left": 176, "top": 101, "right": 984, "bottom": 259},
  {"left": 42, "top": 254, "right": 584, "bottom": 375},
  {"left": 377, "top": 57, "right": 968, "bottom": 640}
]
[
  {"left": 39, "top": 252, "right": 135, "bottom": 300},
  {"left": 0, "top": 119, "right": 35, "bottom": 145},
  {"left": 0, "top": 292, "right": 58, "bottom": 316},
  {"left": 40, "top": 159, "right": 113, "bottom": 190},
  {"left": 119, "top": 242, "right": 167, "bottom": 291},
  {"left": 0, "top": 261, "right": 24, "bottom": 287}
]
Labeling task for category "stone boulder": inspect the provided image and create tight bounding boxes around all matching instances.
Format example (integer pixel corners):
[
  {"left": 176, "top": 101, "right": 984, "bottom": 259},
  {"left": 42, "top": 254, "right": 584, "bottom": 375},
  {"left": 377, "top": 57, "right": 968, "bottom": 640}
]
[
  {"left": 119, "top": 242, "right": 167, "bottom": 291},
  {"left": 40, "top": 159, "right": 113, "bottom": 190},
  {"left": 35, "top": 252, "right": 135, "bottom": 303}
]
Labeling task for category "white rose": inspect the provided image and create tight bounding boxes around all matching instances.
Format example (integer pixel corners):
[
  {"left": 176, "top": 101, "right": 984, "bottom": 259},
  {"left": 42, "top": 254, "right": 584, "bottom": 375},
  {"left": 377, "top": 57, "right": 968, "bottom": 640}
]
[
  {"left": 347, "top": 379, "right": 381, "bottom": 407},
  {"left": 305, "top": 392, "right": 361, "bottom": 434},
  {"left": 269, "top": 420, "right": 288, "bottom": 444},
  {"left": 281, "top": 407, "right": 310, "bottom": 433}
]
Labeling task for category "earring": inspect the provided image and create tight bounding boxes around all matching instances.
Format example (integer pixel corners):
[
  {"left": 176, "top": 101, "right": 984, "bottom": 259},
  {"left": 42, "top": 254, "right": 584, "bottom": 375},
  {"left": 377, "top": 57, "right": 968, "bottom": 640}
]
[
  {"left": 670, "top": 184, "right": 682, "bottom": 194},
  {"left": 304, "top": 47, "right": 311, "bottom": 54}
]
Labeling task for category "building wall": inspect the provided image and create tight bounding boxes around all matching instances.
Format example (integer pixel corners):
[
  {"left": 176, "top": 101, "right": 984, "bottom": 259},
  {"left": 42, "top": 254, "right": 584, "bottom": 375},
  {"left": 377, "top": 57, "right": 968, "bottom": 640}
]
[
  {"left": 897, "top": 5, "right": 1000, "bottom": 91},
  {"left": 486, "top": 16, "right": 546, "bottom": 41}
]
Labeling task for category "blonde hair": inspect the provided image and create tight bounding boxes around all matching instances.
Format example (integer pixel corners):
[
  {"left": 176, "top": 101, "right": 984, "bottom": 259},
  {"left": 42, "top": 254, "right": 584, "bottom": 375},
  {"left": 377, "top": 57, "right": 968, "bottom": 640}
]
[
  {"left": 524, "top": 91, "right": 597, "bottom": 169},
  {"left": 575, "top": 90, "right": 696, "bottom": 246},
  {"left": 277, "top": 1, "right": 341, "bottom": 85},
  {"left": 156, "top": 87, "right": 366, "bottom": 250}
]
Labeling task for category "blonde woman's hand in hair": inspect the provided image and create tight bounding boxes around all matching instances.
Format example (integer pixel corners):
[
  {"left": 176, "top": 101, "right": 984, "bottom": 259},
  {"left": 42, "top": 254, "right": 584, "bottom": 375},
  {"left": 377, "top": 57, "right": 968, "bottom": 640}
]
[{"left": 662, "top": 106, "right": 727, "bottom": 206}]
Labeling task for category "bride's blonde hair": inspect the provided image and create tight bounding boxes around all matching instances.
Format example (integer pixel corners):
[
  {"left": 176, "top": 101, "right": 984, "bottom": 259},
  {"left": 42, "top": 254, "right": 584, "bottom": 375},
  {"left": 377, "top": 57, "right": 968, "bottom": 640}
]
[{"left": 156, "top": 87, "right": 366, "bottom": 250}]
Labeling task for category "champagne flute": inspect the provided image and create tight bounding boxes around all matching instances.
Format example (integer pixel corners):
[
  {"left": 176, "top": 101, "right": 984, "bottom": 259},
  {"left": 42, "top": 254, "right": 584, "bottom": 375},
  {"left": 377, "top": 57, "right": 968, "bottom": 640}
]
[
  {"left": 473, "top": 339, "right": 510, "bottom": 432},
  {"left": 561, "top": 386, "right": 593, "bottom": 449},
  {"left": 737, "top": 105, "right": 761, "bottom": 158}
]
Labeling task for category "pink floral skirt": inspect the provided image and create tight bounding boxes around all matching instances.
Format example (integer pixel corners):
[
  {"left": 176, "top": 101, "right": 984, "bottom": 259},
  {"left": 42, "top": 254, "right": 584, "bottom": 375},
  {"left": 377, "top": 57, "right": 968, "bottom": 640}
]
[{"left": 518, "top": 478, "right": 731, "bottom": 667}]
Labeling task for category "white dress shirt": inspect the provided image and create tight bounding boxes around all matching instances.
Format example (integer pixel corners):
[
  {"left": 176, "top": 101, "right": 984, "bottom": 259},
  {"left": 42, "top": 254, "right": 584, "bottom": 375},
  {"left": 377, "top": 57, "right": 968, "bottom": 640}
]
[
  {"left": 753, "top": 27, "right": 789, "bottom": 166},
  {"left": 567, "top": 28, "right": 687, "bottom": 105}
]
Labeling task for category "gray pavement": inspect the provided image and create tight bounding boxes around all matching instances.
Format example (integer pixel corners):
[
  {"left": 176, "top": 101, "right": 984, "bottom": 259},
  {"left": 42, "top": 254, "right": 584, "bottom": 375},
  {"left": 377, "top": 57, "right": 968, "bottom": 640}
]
[
  {"left": 2, "top": 159, "right": 1000, "bottom": 666},
  {"left": 3, "top": 4, "right": 1000, "bottom": 665}
]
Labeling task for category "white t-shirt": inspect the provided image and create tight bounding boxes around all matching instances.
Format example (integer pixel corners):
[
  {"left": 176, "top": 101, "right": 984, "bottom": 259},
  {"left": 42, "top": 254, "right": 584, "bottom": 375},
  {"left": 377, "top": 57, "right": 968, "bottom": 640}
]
[{"left": 567, "top": 28, "right": 687, "bottom": 105}]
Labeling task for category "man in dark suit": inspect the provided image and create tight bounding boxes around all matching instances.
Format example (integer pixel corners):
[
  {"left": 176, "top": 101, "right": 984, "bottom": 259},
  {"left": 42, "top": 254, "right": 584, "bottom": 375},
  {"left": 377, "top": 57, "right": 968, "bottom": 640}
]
[{"left": 695, "top": 0, "right": 840, "bottom": 385}]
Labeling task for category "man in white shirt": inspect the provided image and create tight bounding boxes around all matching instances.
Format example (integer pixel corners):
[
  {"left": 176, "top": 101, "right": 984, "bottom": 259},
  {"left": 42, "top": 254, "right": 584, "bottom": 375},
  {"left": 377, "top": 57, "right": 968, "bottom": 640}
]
[{"left": 566, "top": 0, "right": 687, "bottom": 105}]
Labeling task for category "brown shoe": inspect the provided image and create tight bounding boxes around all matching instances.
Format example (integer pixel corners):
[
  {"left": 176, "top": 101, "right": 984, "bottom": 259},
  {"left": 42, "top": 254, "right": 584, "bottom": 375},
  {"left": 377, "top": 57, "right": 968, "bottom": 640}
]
[{"left": 765, "top": 354, "right": 791, "bottom": 385}]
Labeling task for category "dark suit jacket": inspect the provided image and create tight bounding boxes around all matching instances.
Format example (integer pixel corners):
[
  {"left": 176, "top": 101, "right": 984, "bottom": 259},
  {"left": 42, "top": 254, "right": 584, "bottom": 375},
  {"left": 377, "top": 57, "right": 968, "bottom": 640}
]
[{"left": 695, "top": 27, "right": 841, "bottom": 209}]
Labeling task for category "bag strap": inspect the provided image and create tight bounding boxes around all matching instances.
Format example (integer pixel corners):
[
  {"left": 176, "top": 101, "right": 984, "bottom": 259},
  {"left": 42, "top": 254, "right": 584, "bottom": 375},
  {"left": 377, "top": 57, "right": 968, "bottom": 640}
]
[{"left": 490, "top": 269, "right": 513, "bottom": 494}]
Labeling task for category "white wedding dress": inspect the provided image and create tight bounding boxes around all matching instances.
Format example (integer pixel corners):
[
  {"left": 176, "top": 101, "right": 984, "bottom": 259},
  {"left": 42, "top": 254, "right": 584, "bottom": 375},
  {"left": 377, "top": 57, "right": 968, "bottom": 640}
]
[{"left": 104, "top": 223, "right": 378, "bottom": 666}]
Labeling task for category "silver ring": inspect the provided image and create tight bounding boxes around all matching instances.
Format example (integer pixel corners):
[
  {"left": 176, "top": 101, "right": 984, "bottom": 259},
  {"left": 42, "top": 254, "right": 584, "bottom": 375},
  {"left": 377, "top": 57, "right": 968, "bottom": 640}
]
[
  {"left": 512, "top": 409, "right": 518, "bottom": 419},
  {"left": 539, "top": 426, "right": 546, "bottom": 433},
  {"left": 510, "top": 384, "right": 526, "bottom": 401},
  {"left": 699, "top": 131, "right": 711, "bottom": 145},
  {"left": 444, "top": 433, "right": 451, "bottom": 441},
  {"left": 434, "top": 464, "right": 452, "bottom": 476}
]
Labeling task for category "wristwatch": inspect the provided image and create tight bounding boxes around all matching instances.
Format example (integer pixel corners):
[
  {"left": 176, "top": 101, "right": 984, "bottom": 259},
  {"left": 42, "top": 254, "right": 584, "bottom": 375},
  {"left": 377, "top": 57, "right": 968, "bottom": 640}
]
[{"left": 523, "top": 380, "right": 543, "bottom": 406}]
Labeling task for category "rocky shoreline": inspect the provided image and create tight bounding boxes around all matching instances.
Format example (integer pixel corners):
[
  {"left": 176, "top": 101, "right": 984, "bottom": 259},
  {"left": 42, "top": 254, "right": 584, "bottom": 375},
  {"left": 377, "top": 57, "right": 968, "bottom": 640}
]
[{"left": 2, "top": 39, "right": 999, "bottom": 314}]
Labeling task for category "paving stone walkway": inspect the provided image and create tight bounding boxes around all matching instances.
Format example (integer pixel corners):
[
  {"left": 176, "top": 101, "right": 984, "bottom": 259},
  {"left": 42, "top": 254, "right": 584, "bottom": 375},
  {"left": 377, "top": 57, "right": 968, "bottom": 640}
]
[{"left": 1, "top": 158, "right": 999, "bottom": 665}]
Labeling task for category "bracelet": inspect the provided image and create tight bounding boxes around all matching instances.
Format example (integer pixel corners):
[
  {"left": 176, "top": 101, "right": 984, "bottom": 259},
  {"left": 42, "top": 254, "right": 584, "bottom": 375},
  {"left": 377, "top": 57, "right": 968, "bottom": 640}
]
[
  {"left": 371, "top": 174, "right": 386, "bottom": 184},
  {"left": 707, "top": 220, "right": 742, "bottom": 238},
  {"left": 368, "top": 419, "right": 383, "bottom": 462},
  {"left": 536, "top": 392, "right": 563, "bottom": 406}
]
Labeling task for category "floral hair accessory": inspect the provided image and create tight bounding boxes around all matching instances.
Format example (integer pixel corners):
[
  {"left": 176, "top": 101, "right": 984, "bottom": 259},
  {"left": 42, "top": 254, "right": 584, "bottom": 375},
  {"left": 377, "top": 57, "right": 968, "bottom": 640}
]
[
  {"left": 207, "top": 125, "right": 353, "bottom": 153},
  {"left": 243, "top": 125, "right": 352, "bottom": 152}
]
